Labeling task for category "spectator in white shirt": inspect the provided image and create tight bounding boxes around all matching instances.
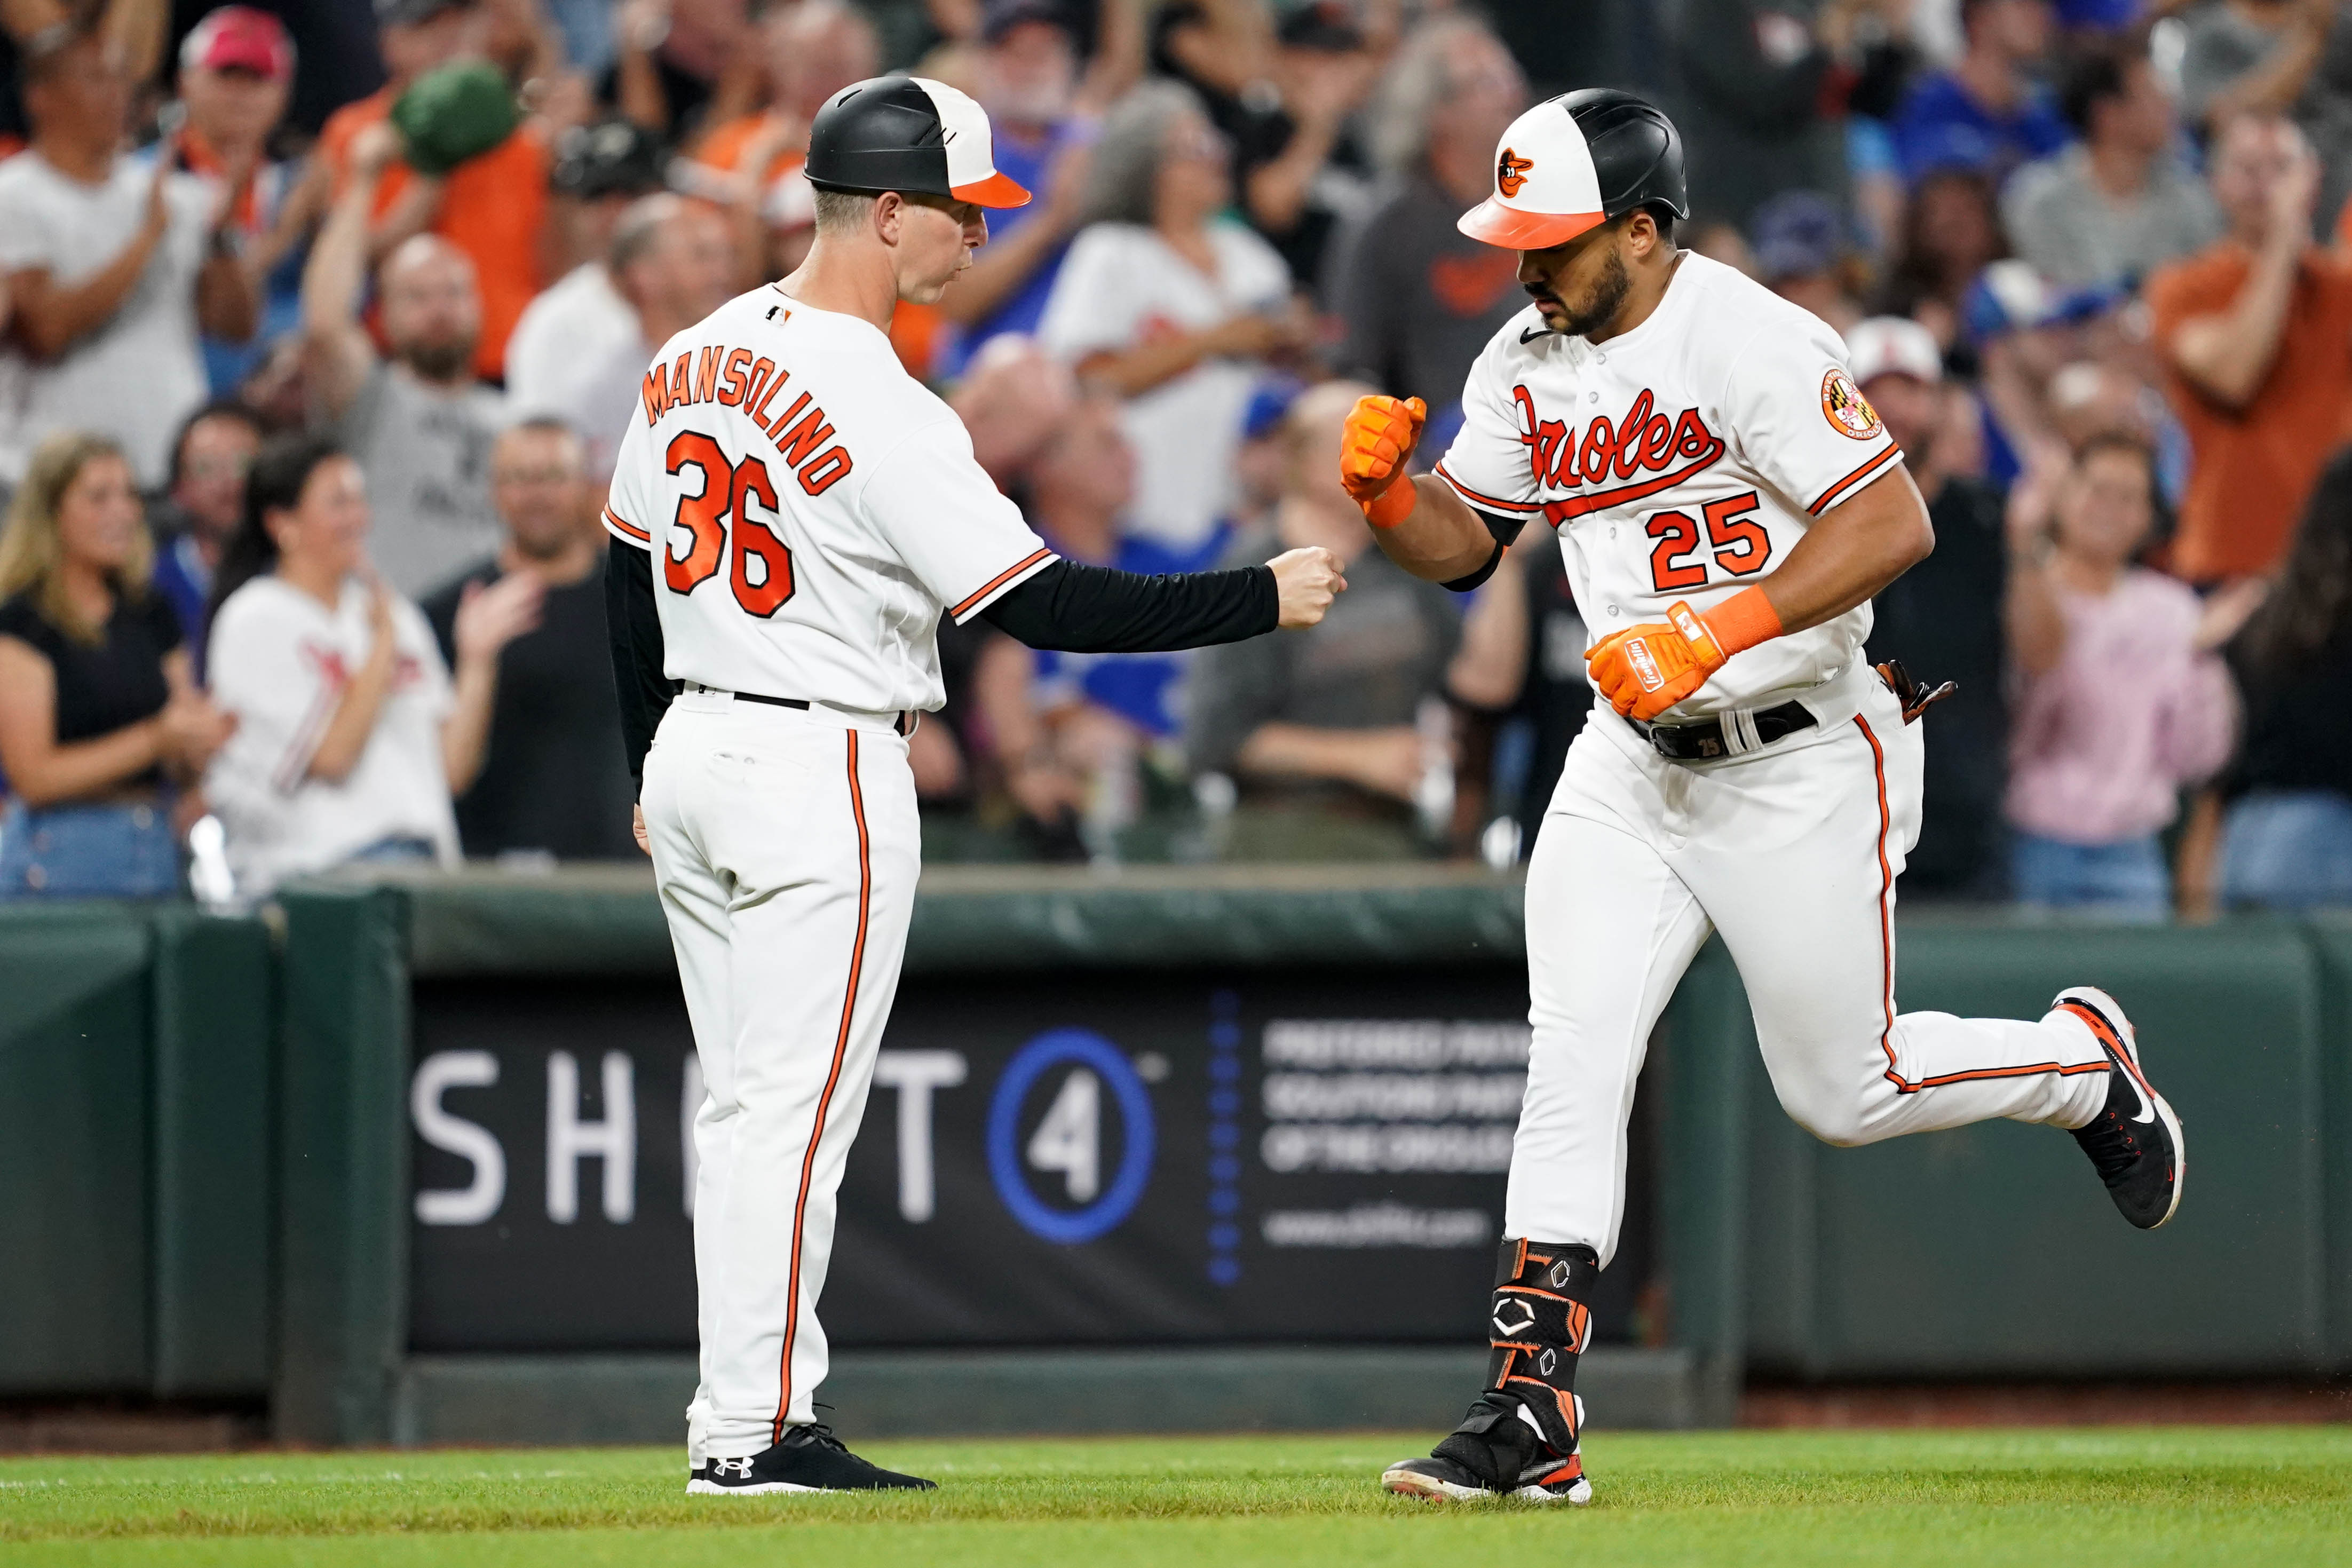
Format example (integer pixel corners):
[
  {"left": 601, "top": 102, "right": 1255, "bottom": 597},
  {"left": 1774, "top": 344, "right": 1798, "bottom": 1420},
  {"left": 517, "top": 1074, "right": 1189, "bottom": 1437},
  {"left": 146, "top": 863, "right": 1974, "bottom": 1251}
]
[
  {"left": 0, "top": 20, "right": 259, "bottom": 488},
  {"left": 202, "top": 433, "right": 536, "bottom": 898},
  {"left": 510, "top": 192, "right": 734, "bottom": 482},
  {"left": 1038, "top": 80, "right": 1303, "bottom": 551},
  {"left": 502, "top": 117, "right": 669, "bottom": 471}
]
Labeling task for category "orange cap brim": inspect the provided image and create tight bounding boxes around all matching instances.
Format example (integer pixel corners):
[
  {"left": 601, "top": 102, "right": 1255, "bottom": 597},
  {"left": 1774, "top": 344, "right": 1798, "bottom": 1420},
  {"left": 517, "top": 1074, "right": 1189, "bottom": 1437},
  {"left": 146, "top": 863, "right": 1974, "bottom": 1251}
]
[
  {"left": 1456, "top": 199, "right": 1607, "bottom": 251},
  {"left": 952, "top": 170, "right": 1032, "bottom": 209}
]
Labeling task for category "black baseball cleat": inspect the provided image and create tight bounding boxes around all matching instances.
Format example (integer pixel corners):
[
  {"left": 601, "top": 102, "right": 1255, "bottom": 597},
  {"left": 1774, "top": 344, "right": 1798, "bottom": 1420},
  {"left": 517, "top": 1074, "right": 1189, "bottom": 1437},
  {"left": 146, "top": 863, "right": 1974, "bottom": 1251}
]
[
  {"left": 2054, "top": 986, "right": 2184, "bottom": 1230},
  {"left": 1381, "top": 1391, "right": 1590, "bottom": 1504},
  {"left": 686, "top": 1424, "right": 936, "bottom": 1494}
]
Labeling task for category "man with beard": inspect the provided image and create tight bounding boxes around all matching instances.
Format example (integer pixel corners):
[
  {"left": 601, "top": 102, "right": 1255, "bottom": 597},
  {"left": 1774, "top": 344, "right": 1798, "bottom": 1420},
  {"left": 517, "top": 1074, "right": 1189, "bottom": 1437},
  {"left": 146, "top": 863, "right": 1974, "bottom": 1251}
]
[
  {"left": 933, "top": 0, "right": 1101, "bottom": 377},
  {"left": 303, "top": 118, "right": 509, "bottom": 599},
  {"left": 1342, "top": 89, "right": 2184, "bottom": 1507}
]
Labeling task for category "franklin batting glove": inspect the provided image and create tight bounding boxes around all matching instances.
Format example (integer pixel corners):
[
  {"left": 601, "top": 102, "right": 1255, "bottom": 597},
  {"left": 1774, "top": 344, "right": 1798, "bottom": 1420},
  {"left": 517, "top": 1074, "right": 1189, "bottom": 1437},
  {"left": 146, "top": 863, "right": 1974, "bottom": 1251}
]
[{"left": 1586, "top": 588, "right": 1782, "bottom": 723}]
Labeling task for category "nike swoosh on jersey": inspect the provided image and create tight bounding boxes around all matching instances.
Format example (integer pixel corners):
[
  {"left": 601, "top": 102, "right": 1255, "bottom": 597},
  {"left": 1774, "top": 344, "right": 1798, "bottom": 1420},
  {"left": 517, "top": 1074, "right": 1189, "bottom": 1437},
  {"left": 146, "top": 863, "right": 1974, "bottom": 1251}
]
[{"left": 1520, "top": 327, "right": 1555, "bottom": 344}]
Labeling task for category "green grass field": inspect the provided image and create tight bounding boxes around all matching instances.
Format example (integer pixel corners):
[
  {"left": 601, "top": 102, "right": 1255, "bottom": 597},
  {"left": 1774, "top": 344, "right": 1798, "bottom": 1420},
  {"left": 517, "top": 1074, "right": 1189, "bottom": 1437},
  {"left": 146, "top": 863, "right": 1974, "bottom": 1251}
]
[{"left": 5, "top": 1428, "right": 2351, "bottom": 1567}]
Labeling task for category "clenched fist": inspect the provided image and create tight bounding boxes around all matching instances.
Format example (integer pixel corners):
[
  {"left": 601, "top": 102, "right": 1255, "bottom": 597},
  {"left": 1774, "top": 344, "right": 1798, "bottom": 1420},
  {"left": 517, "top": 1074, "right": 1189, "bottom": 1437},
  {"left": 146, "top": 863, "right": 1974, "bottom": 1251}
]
[
  {"left": 1268, "top": 546, "right": 1348, "bottom": 628},
  {"left": 1586, "top": 589, "right": 1783, "bottom": 723},
  {"left": 1587, "top": 605, "right": 1726, "bottom": 723},
  {"left": 1340, "top": 395, "right": 1426, "bottom": 527}
]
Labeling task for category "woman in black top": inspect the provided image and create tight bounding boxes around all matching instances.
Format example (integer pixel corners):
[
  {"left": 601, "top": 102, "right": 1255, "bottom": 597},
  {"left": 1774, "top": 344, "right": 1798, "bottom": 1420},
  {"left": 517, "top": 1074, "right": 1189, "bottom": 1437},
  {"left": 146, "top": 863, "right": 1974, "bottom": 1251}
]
[
  {"left": 2220, "top": 447, "right": 2352, "bottom": 909},
  {"left": 0, "top": 432, "right": 235, "bottom": 898}
]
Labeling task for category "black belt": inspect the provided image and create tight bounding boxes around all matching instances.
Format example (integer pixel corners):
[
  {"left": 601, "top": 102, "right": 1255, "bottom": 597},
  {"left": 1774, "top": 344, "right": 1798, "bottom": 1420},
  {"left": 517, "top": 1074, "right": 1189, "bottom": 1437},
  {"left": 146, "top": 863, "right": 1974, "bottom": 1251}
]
[
  {"left": 1633, "top": 700, "right": 1816, "bottom": 761},
  {"left": 679, "top": 682, "right": 916, "bottom": 735}
]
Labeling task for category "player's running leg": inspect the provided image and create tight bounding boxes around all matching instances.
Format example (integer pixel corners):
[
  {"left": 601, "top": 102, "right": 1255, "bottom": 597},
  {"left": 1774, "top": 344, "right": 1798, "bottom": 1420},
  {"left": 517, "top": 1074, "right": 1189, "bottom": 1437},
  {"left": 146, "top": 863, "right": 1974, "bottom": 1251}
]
[
  {"left": 1681, "top": 676, "right": 2181, "bottom": 1226},
  {"left": 1384, "top": 731, "right": 1712, "bottom": 1504},
  {"left": 652, "top": 699, "right": 934, "bottom": 1494}
]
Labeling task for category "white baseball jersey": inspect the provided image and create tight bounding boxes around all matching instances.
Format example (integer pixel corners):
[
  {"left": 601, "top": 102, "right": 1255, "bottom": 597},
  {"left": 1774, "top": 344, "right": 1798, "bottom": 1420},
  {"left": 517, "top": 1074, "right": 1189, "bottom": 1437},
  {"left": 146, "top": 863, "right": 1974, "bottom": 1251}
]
[
  {"left": 1434, "top": 251, "right": 1904, "bottom": 719},
  {"left": 602, "top": 284, "right": 1057, "bottom": 712}
]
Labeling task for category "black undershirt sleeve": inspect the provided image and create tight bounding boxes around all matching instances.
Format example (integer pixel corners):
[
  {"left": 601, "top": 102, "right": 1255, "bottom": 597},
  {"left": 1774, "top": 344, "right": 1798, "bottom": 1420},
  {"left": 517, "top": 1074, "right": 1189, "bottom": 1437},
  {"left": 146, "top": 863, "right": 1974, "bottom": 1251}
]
[
  {"left": 1437, "top": 509, "right": 1527, "bottom": 593},
  {"left": 1443, "top": 540, "right": 1508, "bottom": 593},
  {"left": 978, "top": 557, "right": 1278, "bottom": 652},
  {"left": 604, "top": 537, "right": 672, "bottom": 791}
]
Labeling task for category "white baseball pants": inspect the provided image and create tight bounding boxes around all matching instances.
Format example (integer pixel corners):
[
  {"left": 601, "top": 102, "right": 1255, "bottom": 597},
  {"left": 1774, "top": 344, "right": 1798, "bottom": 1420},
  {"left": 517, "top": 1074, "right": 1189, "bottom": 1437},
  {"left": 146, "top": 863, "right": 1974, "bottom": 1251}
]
[
  {"left": 1509, "top": 668, "right": 2112, "bottom": 1265},
  {"left": 641, "top": 691, "right": 919, "bottom": 1463}
]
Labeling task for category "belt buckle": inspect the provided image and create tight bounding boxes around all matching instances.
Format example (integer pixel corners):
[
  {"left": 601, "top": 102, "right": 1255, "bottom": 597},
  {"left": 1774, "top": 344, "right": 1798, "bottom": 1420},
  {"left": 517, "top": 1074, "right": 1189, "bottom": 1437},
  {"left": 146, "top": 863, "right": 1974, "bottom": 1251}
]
[{"left": 1639, "top": 717, "right": 1723, "bottom": 761}]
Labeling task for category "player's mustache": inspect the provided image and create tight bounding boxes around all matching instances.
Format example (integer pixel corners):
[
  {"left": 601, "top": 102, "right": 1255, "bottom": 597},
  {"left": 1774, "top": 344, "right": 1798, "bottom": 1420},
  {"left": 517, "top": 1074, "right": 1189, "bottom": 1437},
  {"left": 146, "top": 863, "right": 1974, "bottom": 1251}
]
[{"left": 1524, "top": 283, "right": 1562, "bottom": 305}]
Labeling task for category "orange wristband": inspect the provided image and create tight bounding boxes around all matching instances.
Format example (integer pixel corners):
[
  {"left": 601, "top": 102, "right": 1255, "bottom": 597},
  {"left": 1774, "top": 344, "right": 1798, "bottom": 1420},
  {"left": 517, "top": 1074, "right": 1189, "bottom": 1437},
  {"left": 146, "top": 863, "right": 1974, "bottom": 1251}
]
[
  {"left": 1699, "top": 586, "right": 1783, "bottom": 658},
  {"left": 1362, "top": 474, "right": 1418, "bottom": 529}
]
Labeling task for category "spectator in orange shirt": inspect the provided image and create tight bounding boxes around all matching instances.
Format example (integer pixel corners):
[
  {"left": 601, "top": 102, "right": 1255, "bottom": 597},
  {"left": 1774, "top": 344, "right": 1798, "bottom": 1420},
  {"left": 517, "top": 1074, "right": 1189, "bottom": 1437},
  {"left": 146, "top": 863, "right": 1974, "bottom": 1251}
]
[
  {"left": 2149, "top": 112, "right": 2352, "bottom": 585},
  {"left": 316, "top": 0, "right": 549, "bottom": 383}
]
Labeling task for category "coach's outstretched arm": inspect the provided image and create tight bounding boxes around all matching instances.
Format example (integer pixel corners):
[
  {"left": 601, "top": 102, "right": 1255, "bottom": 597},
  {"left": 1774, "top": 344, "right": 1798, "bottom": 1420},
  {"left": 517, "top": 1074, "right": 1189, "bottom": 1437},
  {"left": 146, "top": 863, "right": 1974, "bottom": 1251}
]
[
  {"left": 601, "top": 536, "right": 1342, "bottom": 795},
  {"left": 979, "top": 547, "right": 1345, "bottom": 652}
]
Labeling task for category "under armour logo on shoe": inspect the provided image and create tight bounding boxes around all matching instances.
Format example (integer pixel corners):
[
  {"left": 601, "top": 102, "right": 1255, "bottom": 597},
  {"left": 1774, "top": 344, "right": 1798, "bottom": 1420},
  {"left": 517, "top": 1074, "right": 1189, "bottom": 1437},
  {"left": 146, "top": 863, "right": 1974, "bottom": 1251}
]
[{"left": 714, "top": 1458, "right": 753, "bottom": 1478}]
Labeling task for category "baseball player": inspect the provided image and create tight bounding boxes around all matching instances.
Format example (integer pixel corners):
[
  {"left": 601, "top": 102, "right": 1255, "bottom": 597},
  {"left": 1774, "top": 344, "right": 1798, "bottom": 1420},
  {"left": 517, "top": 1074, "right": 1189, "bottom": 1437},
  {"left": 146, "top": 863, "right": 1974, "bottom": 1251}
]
[
  {"left": 601, "top": 76, "right": 1347, "bottom": 1494},
  {"left": 1342, "top": 91, "right": 2184, "bottom": 1506}
]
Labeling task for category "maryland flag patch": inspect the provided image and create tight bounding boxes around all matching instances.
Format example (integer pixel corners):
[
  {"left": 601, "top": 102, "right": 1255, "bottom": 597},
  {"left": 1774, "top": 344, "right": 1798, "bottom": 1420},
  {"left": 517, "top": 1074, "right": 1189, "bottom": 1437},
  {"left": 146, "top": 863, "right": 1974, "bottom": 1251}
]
[{"left": 1821, "top": 366, "right": 1884, "bottom": 440}]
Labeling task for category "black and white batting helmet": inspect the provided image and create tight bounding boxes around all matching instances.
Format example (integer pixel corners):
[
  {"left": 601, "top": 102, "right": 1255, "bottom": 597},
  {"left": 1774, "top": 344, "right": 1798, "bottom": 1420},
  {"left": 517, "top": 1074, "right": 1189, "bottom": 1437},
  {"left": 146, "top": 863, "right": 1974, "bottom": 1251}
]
[
  {"left": 1458, "top": 88, "right": 1689, "bottom": 250},
  {"left": 804, "top": 75, "right": 1032, "bottom": 209}
]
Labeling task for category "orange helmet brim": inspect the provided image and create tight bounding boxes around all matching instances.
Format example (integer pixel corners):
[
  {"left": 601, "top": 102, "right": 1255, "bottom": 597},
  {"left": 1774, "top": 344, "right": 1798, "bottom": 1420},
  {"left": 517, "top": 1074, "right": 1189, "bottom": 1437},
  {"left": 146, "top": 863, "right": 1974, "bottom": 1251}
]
[
  {"left": 1456, "top": 199, "right": 1607, "bottom": 251},
  {"left": 950, "top": 170, "right": 1033, "bottom": 208}
]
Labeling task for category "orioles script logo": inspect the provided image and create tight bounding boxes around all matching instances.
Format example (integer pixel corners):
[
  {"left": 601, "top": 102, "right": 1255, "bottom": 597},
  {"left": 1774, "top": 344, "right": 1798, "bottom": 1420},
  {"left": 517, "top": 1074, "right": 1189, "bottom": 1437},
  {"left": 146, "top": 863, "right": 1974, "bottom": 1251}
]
[
  {"left": 1496, "top": 147, "right": 1533, "bottom": 198},
  {"left": 1511, "top": 383, "right": 1727, "bottom": 521}
]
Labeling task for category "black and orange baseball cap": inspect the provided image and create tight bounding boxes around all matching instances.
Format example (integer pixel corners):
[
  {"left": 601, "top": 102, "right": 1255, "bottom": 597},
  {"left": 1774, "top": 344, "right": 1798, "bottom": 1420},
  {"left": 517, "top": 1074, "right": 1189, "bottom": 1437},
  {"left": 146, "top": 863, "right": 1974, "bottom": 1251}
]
[
  {"left": 805, "top": 75, "right": 1032, "bottom": 209},
  {"left": 1458, "top": 88, "right": 1688, "bottom": 251}
]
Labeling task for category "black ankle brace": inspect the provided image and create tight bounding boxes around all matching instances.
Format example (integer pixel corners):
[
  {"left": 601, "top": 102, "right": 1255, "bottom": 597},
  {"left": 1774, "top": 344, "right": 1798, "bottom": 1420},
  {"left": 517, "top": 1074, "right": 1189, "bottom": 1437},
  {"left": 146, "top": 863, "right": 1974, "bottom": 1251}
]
[{"left": 1482, "top": 1236, "right": 1599, "bottom": 1454}]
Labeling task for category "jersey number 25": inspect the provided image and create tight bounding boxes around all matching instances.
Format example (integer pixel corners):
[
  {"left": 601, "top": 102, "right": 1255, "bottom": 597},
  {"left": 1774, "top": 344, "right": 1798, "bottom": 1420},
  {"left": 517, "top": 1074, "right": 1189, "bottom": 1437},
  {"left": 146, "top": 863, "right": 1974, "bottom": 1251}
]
[
  {"left": 663, "top": 431, "right": 795, "bottom": 617},
  {"left": 1645, "top": 490, "right": 1771, "bottom": 593}
]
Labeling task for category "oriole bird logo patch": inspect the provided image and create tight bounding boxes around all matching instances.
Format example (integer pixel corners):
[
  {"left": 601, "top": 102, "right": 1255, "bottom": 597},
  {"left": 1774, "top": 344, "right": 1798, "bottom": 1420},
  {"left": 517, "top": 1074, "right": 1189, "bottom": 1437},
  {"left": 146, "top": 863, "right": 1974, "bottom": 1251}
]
[
  {"left": 1820, "top": 367, "right": 1884, "bottom": 440},
  {"left": 1496, "top": 147, "right": 1533, "bottom": 198}
]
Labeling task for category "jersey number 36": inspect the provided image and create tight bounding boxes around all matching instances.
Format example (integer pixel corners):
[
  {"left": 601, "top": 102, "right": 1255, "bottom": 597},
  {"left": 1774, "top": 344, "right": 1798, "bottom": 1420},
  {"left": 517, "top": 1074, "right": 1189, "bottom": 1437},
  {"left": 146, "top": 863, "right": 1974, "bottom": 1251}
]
[{"left": 663, "top": 431, "right": 795, "bottom": 617}]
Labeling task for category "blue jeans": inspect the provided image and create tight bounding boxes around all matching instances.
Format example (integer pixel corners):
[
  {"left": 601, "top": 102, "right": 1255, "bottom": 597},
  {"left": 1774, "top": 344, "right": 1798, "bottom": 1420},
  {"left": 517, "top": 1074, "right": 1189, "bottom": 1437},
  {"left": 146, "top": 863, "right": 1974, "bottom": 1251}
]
[
  {"left": 2221, "top": 789, "right": 2352, "bottom": 910},
  {"left": 0, "top": 799, "right": 181, "bottom": 899},
  {"left": 2009, "top": 830, "right": 2169, "bottom": 921}
]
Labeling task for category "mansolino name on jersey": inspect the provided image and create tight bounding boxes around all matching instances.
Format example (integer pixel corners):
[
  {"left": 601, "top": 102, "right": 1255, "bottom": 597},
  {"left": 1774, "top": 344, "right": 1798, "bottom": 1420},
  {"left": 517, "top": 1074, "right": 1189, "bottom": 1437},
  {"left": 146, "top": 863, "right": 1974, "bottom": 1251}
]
[{"left": 640, "top": 340, "right": 854, "bottom": 498}]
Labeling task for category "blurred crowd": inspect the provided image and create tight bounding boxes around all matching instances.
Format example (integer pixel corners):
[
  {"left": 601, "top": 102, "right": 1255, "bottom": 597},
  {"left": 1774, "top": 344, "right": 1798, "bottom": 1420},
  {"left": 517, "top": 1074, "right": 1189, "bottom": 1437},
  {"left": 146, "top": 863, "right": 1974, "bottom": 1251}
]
[{"left": 3, "top": 0, "right": 2352, "bottom": 917}]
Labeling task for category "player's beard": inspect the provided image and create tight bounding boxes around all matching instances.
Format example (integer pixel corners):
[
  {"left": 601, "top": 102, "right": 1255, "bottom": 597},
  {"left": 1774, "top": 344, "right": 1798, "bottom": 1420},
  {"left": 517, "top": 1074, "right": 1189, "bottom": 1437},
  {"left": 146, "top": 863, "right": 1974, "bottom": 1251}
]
[{"left": 1557, "top": 246, "right": 1632, "bottom": 340}]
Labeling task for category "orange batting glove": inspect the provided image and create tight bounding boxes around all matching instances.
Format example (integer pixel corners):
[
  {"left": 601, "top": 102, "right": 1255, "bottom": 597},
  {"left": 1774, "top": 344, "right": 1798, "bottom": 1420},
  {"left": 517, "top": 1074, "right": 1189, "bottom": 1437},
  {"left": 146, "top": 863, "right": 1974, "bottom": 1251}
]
[
  {"left": 1586, "top": 588, "right": 1784, "bottom": 723},
  {"left": 1340, "top": 394, "right": 1426, "bottom": 528}
]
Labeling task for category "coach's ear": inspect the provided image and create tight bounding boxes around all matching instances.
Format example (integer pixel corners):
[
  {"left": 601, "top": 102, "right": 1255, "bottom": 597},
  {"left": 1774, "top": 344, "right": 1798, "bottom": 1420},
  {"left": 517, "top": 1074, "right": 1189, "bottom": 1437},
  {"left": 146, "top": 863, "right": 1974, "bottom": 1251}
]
[{"left": 872, "top": 191, "right": 909, "bottom": 248}]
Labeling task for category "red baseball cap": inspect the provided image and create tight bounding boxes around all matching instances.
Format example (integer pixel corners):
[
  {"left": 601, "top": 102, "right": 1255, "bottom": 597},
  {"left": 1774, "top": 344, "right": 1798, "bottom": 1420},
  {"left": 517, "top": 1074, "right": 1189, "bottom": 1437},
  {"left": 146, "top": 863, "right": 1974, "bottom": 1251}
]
[{"left": 180, "top": 6, "right": 295, "bottom": 84}]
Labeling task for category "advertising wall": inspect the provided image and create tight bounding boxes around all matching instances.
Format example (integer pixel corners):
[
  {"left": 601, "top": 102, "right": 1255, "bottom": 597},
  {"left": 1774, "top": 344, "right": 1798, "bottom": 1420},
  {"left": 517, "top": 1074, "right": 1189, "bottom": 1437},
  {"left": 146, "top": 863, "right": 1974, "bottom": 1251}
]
[{"left": 403, "top": 965, "right": 1658, "bottom": 1351}]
